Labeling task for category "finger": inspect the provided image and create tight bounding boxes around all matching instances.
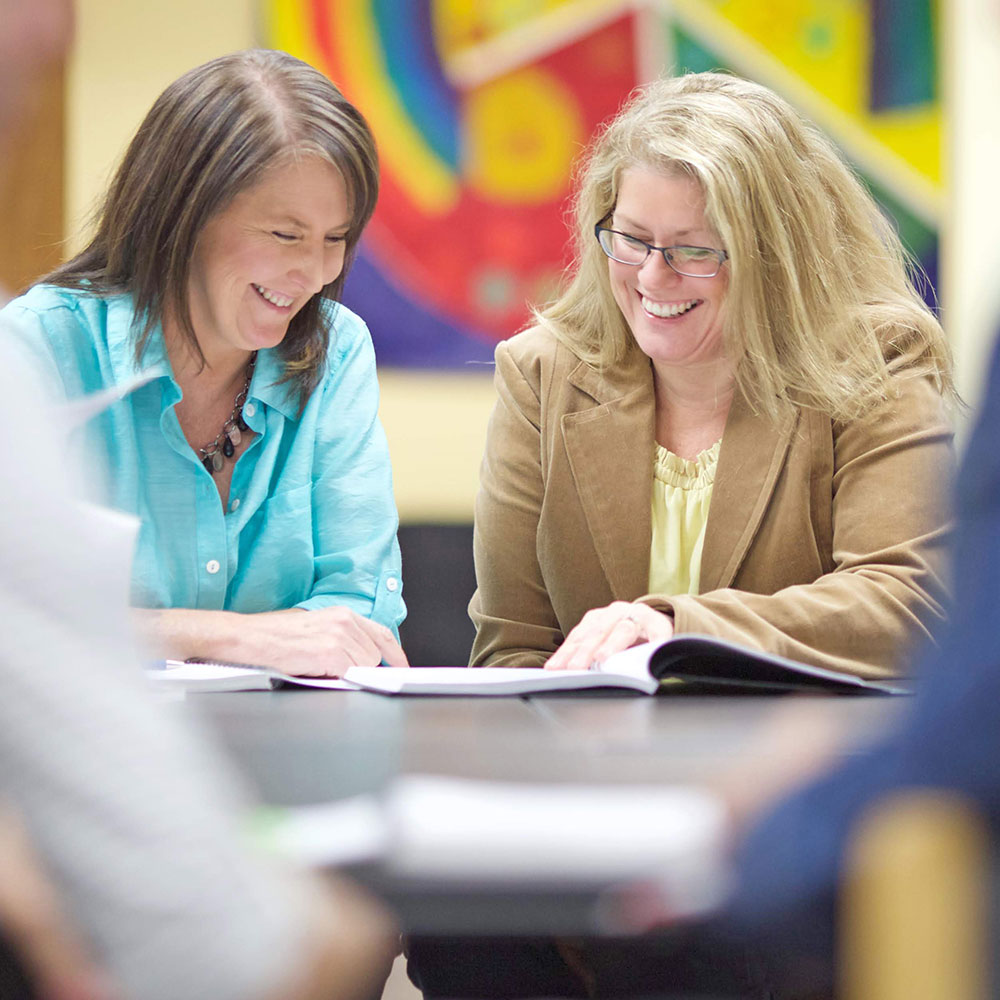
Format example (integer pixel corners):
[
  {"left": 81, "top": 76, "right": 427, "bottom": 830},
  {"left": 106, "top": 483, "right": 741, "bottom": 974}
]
[
  {"left": 590, "top": 617, "right": 645, "bottom": 665},
  {"left": 545, "top": 633, "right": 589, "bottom": 670},
  {"left": 546, "top": 603, "right": 639, "bottom": 670},
  {"left": 355, "top": 617, "right": 409, "bottom": 667},
  {"left": 333, "top": 630, "right": 383, "bottom": 672},
  {"left": 629, "top": 604, "right": 675, "bottom": 643},
  {"left": 286, "top": 650, "right": 351, "bottom": 678},
  {"left": 550, "top": 620, "right": 619, "bottom": 671}
]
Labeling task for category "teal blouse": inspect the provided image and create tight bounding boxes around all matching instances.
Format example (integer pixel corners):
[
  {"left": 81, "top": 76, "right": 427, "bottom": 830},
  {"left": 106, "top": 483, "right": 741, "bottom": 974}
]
[{"left": 1, "top": 285, "right": 405, "bottom": 633}]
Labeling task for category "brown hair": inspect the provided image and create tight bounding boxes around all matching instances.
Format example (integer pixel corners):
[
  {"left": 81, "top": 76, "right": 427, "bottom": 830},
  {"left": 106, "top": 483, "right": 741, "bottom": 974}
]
[
  {"left": 45, "top": 49, "right": 379, "bottom": 402},
  {"left": 536, "top": 72, "right": 955, "bottom": 421}
]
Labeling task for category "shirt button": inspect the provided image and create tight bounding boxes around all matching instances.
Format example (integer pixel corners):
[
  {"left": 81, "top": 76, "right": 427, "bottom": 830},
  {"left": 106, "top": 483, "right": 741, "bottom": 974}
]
[
  {"left": 244, "top": 402, "right": 256, "bottom": 417},
  {"left": 206, "top": 559, "right": 220, "bottom": 575},
  {"left": 385, "top": 576, "right": 399, "bottom": 592},
  {"left": 230, "top": 498, "right": 240, "bottom": 511}
]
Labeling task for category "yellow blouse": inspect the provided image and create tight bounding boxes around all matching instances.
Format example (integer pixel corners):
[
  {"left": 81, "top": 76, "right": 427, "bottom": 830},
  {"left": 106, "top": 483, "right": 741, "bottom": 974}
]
[{"left": 648, "top": 440, "right": 720, "bottom": 596}]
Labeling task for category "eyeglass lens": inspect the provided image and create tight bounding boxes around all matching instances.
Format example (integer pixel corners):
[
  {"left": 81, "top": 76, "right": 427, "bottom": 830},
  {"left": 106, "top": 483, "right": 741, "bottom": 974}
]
[{"left": 597, "top": 229, "right": 722, "bottom": 277}]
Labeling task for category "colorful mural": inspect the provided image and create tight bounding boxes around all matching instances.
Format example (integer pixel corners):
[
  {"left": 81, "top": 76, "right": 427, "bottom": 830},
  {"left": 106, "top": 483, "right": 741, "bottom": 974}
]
[{"left": 264, "top": 0, "right": 941, "bottom": 367}]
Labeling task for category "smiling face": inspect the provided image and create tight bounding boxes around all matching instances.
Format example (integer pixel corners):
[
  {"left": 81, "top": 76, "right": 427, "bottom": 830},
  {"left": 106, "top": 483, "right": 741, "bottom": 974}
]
[
  {"left": 185, "top": 155, "right": 351, "bottom": 368},
  {"left": 608, "top": 167, "right": 729, "bottom": 375}
]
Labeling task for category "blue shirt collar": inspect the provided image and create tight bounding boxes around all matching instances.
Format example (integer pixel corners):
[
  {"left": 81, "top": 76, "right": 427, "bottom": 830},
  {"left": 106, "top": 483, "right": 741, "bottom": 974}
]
[
  {"left": 106, "top": 294, "right": 300, "bottom": 421},
  {"left": 249, "top": 348, "right": 300, "bottom": 421},
  {"left": 105, "top": 294, "right": 171, "bottom": 385}
]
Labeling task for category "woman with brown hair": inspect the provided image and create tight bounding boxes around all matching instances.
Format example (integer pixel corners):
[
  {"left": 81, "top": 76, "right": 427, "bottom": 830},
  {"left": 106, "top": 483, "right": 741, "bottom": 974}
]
[{"left": 2, "top": 49, "right": 406, "bottom": 675}]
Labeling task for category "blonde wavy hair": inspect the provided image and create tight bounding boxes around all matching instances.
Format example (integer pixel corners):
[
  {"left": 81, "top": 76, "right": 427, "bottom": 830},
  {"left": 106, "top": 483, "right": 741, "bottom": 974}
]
[{"left": 536, "top": 72, "right": 955, "bottom": 421}]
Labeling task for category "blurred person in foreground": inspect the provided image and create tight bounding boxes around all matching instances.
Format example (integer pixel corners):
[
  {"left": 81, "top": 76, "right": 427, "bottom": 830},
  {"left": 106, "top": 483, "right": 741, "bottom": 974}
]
[
  {"left": 1, "top": 48, "right": 406, "bottom": 678},
  {"left": 721, "top": 328, "right": 1000, "bottom": 994},
  {"left": 0, "top": 2, "right": 395, "bottom": 997},
  {"left": 470, "top": 72, "right": 955, "bottom": 680}
]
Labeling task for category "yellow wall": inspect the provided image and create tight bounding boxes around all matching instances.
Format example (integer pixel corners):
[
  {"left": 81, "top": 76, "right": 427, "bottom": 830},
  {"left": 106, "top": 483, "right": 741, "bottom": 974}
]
[
  {"left": 943, "top": 0, "right": 1000, "bottom": 415},
  {"left": 67, "top": 0, "right": 255, "bottom": 239},
  {"left": 67, "top": 0, "right": 495, "bottom": 524}
]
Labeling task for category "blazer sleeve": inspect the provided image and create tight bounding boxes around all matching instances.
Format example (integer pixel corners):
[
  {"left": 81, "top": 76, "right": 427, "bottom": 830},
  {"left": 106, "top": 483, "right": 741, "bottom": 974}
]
[
  {"left": 642, "top": 373, "right": 954, "bottom": 678},
  {"left": 468, "top": 340, "right": 561, "bottom": 666}
]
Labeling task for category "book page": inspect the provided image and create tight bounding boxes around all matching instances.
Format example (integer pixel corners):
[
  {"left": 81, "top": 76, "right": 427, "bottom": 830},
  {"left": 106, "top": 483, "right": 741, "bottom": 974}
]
[
  {"left": 342, "top": 666, "right": 601, "bottom": 694},
  {"left": 597, "top": 641, "right": 661, "bottom": 681},
  {"left": 146, "top": 662, "right": 275, "bottom": 692},
  {"left": 146, "top": 661, "right": 357, "bottom": 692}
]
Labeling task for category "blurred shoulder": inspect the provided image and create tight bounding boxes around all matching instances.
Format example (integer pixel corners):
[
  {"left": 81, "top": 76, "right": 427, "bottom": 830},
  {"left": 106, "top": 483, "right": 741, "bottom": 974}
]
[
  {"left": 4, "top": 283, "right": 109, "bottom": 321},
  {"left": 1, "top": 285, "right": 134, "bottom": 356}
]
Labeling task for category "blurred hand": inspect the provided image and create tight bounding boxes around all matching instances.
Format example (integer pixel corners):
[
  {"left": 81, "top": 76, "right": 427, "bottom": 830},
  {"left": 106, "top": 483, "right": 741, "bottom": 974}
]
[
  {"left": 545, "top": 601, "right": 674, "bottom": 671},
  {"left": 714, "top": 699, "right": 848, "bottom": 833},
  {"left": 276, "top": 872, "right": 399, "bottom": 1000},
  {"left": 0, "top": 806, "right": 117, "bottom": 1000}
]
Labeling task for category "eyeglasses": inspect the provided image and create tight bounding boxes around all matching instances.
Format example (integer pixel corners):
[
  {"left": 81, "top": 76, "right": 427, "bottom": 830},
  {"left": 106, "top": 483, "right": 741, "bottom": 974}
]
[{"left": 594, "top": 224, "right": 729, "bottom": 278}]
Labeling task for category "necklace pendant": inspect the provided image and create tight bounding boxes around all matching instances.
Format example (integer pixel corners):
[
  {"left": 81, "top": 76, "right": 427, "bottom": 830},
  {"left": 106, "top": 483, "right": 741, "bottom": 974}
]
[
  {"left": 202, "top": 454, "right": 216, "bottom": 475},
  {"left": 227, "top": 423, "right": 241, "bottom": 446},
  {"left": 236, "top": 414, "right": 248, "bottom": 432},
  {"left": 212, "top": 452, "right": 224, "bottom": 472},
  {"left": 222, "top": 434, "right": 235, "bottom": 458}
]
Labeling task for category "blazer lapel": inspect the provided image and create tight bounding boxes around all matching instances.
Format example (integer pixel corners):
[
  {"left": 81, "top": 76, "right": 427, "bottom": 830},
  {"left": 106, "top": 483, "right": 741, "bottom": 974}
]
[
  {"left": 562, "top": 357, "right": 655, "bottom": 601},
  {"left": 700, "top": 391, "right": 799, "bottom": 592}
]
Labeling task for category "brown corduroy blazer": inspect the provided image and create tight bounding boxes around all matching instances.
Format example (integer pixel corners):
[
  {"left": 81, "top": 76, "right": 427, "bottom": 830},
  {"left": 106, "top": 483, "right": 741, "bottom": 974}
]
[{"left": 469, "top": 326, "right": 954, "bottom": 678}]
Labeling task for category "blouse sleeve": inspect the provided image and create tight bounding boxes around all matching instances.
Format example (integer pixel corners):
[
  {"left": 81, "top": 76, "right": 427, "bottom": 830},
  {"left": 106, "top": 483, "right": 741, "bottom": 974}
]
[{"left": 294, "top": 311, "right": 405, "bottom": 636}]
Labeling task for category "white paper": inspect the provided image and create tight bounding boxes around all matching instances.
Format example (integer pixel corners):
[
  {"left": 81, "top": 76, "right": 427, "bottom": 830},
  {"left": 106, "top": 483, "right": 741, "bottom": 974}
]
[
  {"left": 271, "top": 774, "right": 732, "bottom": 918},
  {"left": 60, "top": 372, "right": 157, "bottom": 430}
]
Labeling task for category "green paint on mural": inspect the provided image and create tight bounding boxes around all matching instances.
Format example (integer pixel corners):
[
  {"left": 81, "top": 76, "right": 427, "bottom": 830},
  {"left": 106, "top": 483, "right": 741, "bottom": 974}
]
[
  {"left": 672, "top": 25, "right": 721, "bottom": 76},
  {"left": 670, "top": 17, "right": 938, "bottom": 302}
]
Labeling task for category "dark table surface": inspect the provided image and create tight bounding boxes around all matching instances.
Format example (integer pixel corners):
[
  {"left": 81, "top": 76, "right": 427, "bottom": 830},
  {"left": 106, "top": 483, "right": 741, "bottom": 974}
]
[{"left": 185, "top": 687, "right": 903, "bottom": 934}]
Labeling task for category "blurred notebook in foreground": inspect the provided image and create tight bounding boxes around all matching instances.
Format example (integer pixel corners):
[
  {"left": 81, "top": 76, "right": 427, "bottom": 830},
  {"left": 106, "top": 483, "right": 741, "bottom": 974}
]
[
  {"left": 261, "top": 775, "right": 731, "bottom": 922},
  {"left": 342, "top": 636, "right": 909, "bottom": 696}
]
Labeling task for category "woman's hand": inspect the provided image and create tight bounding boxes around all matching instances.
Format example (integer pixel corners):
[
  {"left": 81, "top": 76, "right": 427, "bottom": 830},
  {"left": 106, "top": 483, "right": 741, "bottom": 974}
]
[
  {"left": 138, "top": 606, "right": 409, "bottom": 677},
  {"left": 0, "top": 807, "right": 118, "bottom": 1000},
  {"left": 245, "top": 607, "right": 409, "bottom": 676},
  {"left": 544, "top": 600, "right": 674, "bottom": 671}
]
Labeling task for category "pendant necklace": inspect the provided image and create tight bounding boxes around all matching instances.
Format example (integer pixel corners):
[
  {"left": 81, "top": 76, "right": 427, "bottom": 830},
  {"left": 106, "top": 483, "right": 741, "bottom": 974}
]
[{"left": 198, "top": 352, "right": 257, "bottom": 475}]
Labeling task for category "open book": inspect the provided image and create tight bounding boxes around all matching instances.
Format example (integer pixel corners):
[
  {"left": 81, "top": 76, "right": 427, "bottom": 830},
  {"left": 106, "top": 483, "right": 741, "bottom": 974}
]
[
  {"left": 343, "top": 636, "right": 908, "bottom": 696},
  {"left": 146, "top": 660, "right": 357, "bottom": 693},
  {"left": 149, "top": 635, "right": 908, "bottom": 695}
]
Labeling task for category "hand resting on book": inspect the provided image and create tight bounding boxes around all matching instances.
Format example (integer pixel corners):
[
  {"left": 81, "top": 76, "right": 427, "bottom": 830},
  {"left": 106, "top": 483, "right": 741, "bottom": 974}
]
[
  {"left": 545, "top": 600, "right": 674, "bottom": 671},
  {"left": 139, "top": 605, "right": 408, "bottom": 678}
]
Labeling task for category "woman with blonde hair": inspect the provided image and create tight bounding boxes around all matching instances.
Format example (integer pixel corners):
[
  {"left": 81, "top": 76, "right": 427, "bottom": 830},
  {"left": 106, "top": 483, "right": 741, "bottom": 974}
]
[
  {"left": 2, "top": 49, "right": 407, "bottom": 675},
  {"left": 469, "top": 71, "right": 954, "bottom": 679},
  {"left": 409, "top": 69, "right": 956, "bottom": 1000}
]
